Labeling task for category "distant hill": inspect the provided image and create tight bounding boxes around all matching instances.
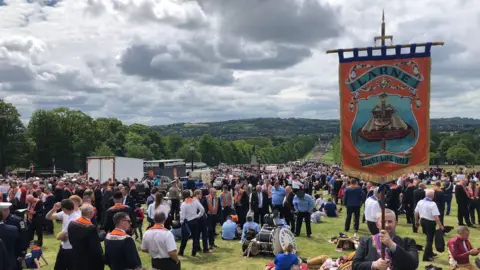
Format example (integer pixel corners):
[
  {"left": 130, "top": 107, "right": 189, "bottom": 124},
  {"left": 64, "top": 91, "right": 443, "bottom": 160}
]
[{"left": 151, "top": 117, "right": 480, "bottom": 139}]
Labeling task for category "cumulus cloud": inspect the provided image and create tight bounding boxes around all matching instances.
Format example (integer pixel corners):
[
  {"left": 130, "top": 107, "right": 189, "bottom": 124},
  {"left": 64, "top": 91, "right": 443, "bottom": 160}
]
[{"left": 0, "top": 0, "right": 478, "bottom": 125}]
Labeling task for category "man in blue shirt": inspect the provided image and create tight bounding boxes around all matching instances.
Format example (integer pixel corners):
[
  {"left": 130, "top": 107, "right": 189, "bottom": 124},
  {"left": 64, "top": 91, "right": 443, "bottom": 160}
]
[
  {"left": 271, "top": 181, "right": 285, "bottom": 216},
  {"left": 221, "top": 216, "right": 238, "bottom": 240},
  {"left": 323, "top": 198, "right": 338, "bottom": 217},
  {"left": 293, "top": 190, "right": 314, "bottom": 237},
  {"left": 241, "top": 215, "right": 260, "bottom": 243}
]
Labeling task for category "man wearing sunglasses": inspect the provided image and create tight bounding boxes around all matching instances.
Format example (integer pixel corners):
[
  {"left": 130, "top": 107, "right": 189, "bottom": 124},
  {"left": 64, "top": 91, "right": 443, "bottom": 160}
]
[{"left": 104, "top": 212, "right": 142, "bottom": 270}]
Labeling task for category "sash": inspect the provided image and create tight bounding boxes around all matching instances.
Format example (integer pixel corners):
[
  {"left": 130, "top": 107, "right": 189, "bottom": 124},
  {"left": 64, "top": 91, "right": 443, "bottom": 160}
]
[
  {"left": 110, "top": 229, "right": 127, "bottom": 236},
  {"left": 75, "top": 217, "right": 93, "bottom": 225},
  {"left": 372, "top": 234, "right": 392, "bottom": 261},
  {"left": 27, "top": 199, "right": 39, "bottom": 220},
  {"left": 221, "top": 192, "right": 232, "bottom": 207},
  {"left": 8, "top": 187, "right": 18, "bottom": 201},
  {"left": 149, "top": 224, "right": 168, "bottom": 231},
  {"left": 206, "top": 195, "right": 218, "bottom": 214},
  {"left": 235, "top": 190, "right": 244, "bottom": 204}
]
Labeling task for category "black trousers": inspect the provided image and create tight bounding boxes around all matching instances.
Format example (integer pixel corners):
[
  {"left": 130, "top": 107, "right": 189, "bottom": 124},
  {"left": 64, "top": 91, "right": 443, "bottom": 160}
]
[
  {"left": 469, "top": 199, "right": 480, "bottom": 224},
  {"left": 171, "top": 199, "right": 180, "bottom": 220},
  {"left": 272, "top": 205, "right": 284, "bottom": 218},
  {"left": 197, "top": 217, "right": 209, "bottom": 252},
  {"left": 29, "top": 218, "right": 44, "bottom": 247},
  {"left": 295, "top": 212, "right": 311, "bottom": 236},
  {"left": 458, "top": 201, "right": 472, "bottom": 226},
  {"left": 222, "top": 206, "right": 232, "bottom": 222},
  {"left": 406, "top": 204, "right": 417, "bottom": 232},
  {"left": 152, "top": 258, "right": 180, "bottom": 270},
  {"left": 179, "top": 219, "right": 199, "bottom": 256},
  {"left": 207, "top": 214, "right": 217, "bottom": 246},
  {"left": 44, "top": 218, "right": 54, "bottom": 234},
  {"left": 284, "top": 211, "right": 296, "bottom": 233},
  {"left": 253, "top": 209, "right": 266, "bottom": 226},
  {"left": 235, "top": 206, "right": 246, "bottom": 227},
  {"left": 367, "top": 221, "right": 379, "bottom": 235},
  {"left": 54, "top": 247, "right": 74, "bottom": 270},
  {"left": 420, "top": 218, "right": 436, "bottom": 261},
  {"left": 345, "top": 206, "right": 360, "bottom": 232}
]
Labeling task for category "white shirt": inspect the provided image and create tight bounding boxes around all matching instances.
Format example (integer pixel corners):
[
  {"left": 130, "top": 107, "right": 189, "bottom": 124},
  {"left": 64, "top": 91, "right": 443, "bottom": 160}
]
[
  {"left": 56, "top": 210, "right": 81, "bottom": 249},
  {"left": 292, "top": 180, "right": 303, "bottom": 189},
  {"left": 415, "top": 198, "right": 440, "bottom": 221},
  {"left": 179, "top": 199, "right": 205, "bottom": 223},
  {"left": 258, "top": 192, "right": 263, "bottom": 208},
  {"left": 315, "top": 198, "right": 326, "bottom": 210},
  {"left": 141, "top": 226, "right": 177, "bottom": 259},
  {"left": 364, "top": 196, "right": 381, "bottom": 222},
  {"left": 147, "top": 202, "right": 171, "bottom": 219}
]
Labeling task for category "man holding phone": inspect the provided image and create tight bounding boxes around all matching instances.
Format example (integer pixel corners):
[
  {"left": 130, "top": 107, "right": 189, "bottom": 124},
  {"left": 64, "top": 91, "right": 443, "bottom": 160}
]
[{"left": 447, "top": 226, "right": 479, "bottom": 270}]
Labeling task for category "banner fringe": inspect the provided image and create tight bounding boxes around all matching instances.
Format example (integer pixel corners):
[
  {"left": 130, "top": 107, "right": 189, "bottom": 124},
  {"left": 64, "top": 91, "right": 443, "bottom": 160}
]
[{"left": 342, "top": 162, "right": 430, "bottom": 184}]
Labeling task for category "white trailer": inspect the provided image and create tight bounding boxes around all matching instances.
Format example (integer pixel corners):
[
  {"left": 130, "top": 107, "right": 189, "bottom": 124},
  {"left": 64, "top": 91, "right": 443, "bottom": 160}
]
[{"left": 87, "top": 156, "right": 144, "bottom": 183}]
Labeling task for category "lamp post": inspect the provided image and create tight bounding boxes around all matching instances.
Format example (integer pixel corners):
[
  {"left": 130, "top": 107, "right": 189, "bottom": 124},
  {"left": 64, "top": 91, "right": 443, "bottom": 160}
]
[{"left": 189, "top": 144, "right": 195, "bottom": 172}]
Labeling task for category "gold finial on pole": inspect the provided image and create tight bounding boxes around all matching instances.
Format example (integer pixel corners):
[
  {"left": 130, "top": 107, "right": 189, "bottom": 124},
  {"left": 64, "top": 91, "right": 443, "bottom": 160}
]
[
  {"left": 325, "top": 10, "right": 444, "bottom": 54},
  {"left": 374, "top": 10, "right": 393, "bottom": 47}
]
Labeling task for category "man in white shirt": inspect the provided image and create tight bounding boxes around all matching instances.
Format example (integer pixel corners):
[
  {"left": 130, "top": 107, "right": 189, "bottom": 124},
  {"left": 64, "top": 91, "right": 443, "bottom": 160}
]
[
  {"left": 142, "top": 212, "right": 180, "bottom": 270},
  {"left": 415, "top": 189, "right": 444, "bottom": 262},
  {"left": 46, "top": 198, "right": 81, "bottom": 270},
  {"left": 178, "top": 190, "right": 205, "bottom": 257},
  {"left": 364, "top": 187, "right": 382, "bottom": 235}
]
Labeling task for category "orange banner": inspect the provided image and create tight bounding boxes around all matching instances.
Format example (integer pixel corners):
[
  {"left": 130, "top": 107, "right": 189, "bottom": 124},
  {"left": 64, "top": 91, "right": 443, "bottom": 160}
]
[{"left": 339, "top": 52, "right": 430, "bottom": 182}]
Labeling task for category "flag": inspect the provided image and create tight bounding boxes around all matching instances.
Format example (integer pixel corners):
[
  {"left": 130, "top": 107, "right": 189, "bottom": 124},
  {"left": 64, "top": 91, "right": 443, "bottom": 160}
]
[{"left": 337, "top": 44, "right": 432, "bottom": 182}]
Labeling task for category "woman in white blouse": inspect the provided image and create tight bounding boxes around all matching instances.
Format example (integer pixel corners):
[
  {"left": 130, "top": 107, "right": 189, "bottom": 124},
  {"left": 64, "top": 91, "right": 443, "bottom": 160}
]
[{"left": 147, "top": 192, "right": 171, "bottom": 228}]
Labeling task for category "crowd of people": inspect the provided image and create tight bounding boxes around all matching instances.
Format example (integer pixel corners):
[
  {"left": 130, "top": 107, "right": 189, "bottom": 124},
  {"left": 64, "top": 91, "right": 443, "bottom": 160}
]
[{"left": 0, "top": 164, "right": 479, "bottom": 269}]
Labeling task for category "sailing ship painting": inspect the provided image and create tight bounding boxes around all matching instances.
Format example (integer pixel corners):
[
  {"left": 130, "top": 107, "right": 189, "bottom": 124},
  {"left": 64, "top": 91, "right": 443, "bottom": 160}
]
[{"left": 351, "top": 92, "right": 418, "bottom": 155}]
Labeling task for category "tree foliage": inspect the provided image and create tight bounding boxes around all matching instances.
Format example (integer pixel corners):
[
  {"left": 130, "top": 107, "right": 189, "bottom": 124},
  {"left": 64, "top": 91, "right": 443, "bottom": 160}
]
[{"left": 1, "top": 101, "right": 317, "bottom": 173}]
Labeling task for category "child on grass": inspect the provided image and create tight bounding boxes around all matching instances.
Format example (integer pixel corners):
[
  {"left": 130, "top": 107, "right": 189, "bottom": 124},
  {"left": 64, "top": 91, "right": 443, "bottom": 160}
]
[
  {"left": 24, "top": 240, "right": 42, "bottom": 270},
  {"left": 134, "top": 203, "right": 144, "bottom": 240}
]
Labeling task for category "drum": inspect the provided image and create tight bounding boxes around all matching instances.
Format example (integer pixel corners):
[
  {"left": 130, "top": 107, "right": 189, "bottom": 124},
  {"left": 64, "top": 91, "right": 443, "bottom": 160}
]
[
  {"left": 272, "top": 227, "right": 297, "bottom": 255},
  {"left": 256, "top": 229, "right": 274, "bottom": 242}
]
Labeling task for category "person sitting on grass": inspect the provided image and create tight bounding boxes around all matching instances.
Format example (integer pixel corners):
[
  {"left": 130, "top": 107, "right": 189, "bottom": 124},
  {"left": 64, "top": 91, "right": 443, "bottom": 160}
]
[
  {"left": 323, "top": 198, "right": 339, "bottom": 217},
  {"left": 24, "top": 240, "right": 43, "bottom": 270},
  {"left": 222, "top": 215, "right": 239, "bottom": 240},
  {"left": 265, "top": 243, "right": 299, "bottom": 270},
  {"left": 241, "top": 215, "right": 260, "bottom": 243},
  {"left": 314, "top": 193, "right": 326, "bottom": 211}
]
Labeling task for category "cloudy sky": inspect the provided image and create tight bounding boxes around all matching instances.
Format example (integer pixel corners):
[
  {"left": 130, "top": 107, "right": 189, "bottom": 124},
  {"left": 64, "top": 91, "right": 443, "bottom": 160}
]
[{"left": 0, "top": 0, "right": 478, "bottom": 125}]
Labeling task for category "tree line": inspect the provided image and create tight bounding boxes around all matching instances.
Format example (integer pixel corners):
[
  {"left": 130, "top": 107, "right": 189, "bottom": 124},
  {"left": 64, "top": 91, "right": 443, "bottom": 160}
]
[
  {"left": 0, "top": 100, "right": 317, "bottom": 174},
  {"left": 328, "top": 130, "right": 480, "bottom": 166}
]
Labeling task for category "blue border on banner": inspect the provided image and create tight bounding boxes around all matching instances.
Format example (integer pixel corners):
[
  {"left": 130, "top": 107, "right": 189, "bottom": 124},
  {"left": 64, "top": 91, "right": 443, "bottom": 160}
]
[{"left": 338, "top": 43, "right": 432, "bottom": 63}]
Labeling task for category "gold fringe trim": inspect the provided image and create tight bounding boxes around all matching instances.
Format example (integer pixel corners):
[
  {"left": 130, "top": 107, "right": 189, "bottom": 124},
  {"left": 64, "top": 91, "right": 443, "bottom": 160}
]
[{"left": 342, "top": 162, "right": 430, "bottom": 183}]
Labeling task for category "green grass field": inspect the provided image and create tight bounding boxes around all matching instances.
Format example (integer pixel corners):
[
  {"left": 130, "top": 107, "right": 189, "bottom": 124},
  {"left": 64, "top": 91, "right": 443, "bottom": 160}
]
[{"left": 37, "top": 198, "right": 479, "bottom": 270}]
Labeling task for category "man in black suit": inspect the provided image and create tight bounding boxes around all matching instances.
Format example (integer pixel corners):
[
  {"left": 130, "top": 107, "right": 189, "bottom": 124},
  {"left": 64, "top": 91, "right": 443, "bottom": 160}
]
[
  {"left": 412, "top": 182, "right": 426, "bottom": 233},
  {"left": 352, "top": 209, "right": 419, "bottom": 270},
  {"left": 433, "top": 181, "right": 445, "bottom": 225},
  {"left": 402, "top": 179, "right": 415, "bottom": 226},
  {"left": 455, "top": 179, "right": 473, "bottom": 227},
  {"left": 121, "top": 186, "right": 135, "bottom": 209},
  {"left": 103, "top": 192, "right": 137, "bottom": 233},
  {"left": 0, "top": 207, "right": 19, "bottom": 270},
  {"left": 250, "top": 185, "right": 269, "bottom": 226},
  {"left": 68, "top": 204, "right": 104, "bottom": 270},
  {"left": 0, "top": 238, "right": 9, "bottom": 270}
]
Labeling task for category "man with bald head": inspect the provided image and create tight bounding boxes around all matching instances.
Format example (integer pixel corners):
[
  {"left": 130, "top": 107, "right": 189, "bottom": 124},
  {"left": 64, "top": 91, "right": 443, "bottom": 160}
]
[
  {"left": 26, "top": 194, "right": 44, "bottom": 246},
  {"left": 250, "top": 185, "right": 269, "bottom": 225},
  {"left": 68, "top": 204, "right": 104, "bottom": 270},
  {"left": 415, "top": 189, "right": 444, "bottom": 262}
]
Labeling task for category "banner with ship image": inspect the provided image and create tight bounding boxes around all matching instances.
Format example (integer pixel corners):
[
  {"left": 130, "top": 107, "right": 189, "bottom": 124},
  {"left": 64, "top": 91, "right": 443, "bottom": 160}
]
[{"left": 338, "top": 45, "right": 431, "bottom": 181}]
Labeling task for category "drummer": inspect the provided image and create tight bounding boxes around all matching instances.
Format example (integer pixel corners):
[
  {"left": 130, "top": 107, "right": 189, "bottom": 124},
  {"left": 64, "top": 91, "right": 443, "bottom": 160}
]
[{"left": 241, "top": 215, "right": 260, "bottom": 243}]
